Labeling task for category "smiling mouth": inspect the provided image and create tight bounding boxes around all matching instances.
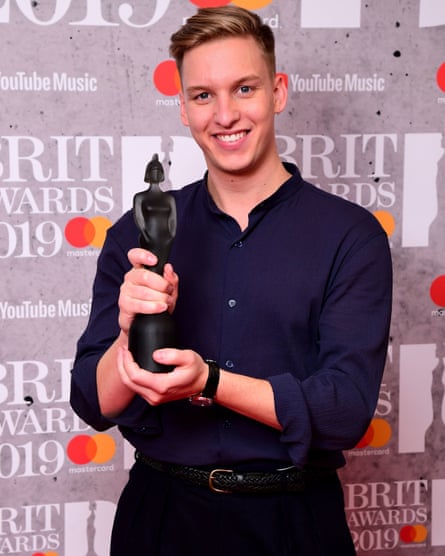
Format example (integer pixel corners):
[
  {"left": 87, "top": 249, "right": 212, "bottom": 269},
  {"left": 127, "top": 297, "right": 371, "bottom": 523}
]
[{"left": 216, "top": 131, "right": 248, "bottom": 143}]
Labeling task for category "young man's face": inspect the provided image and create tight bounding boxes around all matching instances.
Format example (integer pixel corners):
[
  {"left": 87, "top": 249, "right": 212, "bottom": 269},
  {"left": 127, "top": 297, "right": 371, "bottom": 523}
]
[{"left": 179, "top": 35, "right": 287, "bottom": 180}]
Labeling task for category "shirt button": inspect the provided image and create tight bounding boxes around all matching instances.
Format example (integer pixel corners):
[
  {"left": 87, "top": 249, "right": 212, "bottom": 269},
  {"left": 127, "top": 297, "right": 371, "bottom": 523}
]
[
  {"left": 223, "top": 420, "right": 232, "bottom": 429},
  {"left": 228, "top": 299, "right": 237, "bottom": 308},
  {"left": 225, "top": 360, "right": 234, "bottom": 369}
]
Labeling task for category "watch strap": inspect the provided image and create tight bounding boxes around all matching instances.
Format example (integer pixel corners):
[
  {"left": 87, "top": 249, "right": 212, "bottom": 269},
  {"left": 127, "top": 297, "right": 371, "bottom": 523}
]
[{"left": 201, "top": 360, "right": 220, "bottom": 399}]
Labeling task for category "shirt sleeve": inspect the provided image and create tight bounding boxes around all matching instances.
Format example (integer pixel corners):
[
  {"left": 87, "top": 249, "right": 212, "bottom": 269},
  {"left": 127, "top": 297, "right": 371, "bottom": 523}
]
[
  {"left": 70, "top": 216, "right": 167, "bottom": 434},
  {"left": 268, "top": 220, "right": 392, "bottom": 468},
  {"left": 70, "top": 219, "right": 132, "bottom": 431}
]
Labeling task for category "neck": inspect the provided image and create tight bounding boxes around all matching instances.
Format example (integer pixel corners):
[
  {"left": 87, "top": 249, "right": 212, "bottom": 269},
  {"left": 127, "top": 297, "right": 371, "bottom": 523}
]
[{"left": 207, "top": 162, "right": 291, "bottom": 231}]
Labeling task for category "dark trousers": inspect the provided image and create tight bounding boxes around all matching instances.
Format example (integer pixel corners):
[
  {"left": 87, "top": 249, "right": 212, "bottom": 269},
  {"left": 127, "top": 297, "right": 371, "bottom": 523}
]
[{"left": 110, "top": 459, "right": 356, "bottom": 556}]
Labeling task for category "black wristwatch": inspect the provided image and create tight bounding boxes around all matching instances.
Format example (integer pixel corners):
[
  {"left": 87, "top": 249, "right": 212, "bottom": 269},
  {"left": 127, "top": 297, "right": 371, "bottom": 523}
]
[{"left": 189, "top": 360, "right": 220, "bottom": 407}]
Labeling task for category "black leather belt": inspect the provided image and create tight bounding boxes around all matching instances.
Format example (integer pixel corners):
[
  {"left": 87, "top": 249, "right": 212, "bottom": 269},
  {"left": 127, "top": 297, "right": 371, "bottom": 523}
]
[{"left": 135, "top": 452, "right": 336, "bottom": 494}]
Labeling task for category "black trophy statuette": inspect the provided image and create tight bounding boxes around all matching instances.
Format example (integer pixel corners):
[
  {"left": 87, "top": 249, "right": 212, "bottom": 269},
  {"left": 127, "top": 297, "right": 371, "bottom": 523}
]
[{"left": 128, "top": 154, "right": 177, "bottom": 372}]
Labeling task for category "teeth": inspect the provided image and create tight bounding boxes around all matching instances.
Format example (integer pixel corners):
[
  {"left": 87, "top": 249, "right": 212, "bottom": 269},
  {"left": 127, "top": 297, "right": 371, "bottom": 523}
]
[{"left": 217, "top": 132, "right": 245, "bottom": 142}]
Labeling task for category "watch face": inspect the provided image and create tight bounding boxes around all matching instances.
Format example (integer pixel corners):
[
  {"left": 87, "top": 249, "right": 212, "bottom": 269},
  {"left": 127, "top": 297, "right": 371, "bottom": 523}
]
[{"left": 189, "top": 395, "right": 214, "bottom": 407}]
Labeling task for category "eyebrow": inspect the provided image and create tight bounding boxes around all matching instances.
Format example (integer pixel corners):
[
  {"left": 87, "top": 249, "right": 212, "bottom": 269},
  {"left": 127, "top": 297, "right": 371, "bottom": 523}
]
[{"left": 184, "top": 74, "right": 262, "bottom": 96}]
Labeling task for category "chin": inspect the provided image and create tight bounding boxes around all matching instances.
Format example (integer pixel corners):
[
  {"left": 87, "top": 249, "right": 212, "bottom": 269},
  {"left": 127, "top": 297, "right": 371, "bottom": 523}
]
[{"left": 212, "top": 154, "right": 257, "bottom": 175}]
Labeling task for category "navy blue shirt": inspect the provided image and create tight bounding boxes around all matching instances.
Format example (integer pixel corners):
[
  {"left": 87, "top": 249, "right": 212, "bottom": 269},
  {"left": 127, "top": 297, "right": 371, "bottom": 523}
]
[{"left": 70, "top": 164, "right": 392, "bottom": 470}]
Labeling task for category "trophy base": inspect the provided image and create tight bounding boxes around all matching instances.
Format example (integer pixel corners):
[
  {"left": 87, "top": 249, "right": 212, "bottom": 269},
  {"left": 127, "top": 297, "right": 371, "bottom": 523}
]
[{"left": 128, "top": 312, "right": 176, "bottom": 373}]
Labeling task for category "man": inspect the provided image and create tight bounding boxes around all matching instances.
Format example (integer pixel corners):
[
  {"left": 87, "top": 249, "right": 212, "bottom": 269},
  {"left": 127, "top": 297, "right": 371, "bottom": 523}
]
[{"left": 70, "top": 6, "right": 392, "bottom": 555}]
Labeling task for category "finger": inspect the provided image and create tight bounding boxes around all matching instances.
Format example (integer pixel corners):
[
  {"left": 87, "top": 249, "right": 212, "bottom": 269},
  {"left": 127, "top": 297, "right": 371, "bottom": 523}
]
[
  {"left": 116, "top": 346, "right": 133, "bottom": 387},
  {"left": 152, "top": 349, "right": 208, "bottom": 399},
  {"left": 164, "top": 263, "right": 178, "bottom": 284},
  {"left": 128, "top": 247, "right": 158, "bottom": 269},
  {"left": 121, "top": 348, "right": 169, "bottom": 404},
  {"left": 152, "top": 348, "right": 180, "bottom": 367},
  {"left": 121, "top": 347, "right": 155, "bottom": 387},
  {"left": 153, "top": 348, "right": 197, "bottom": 369},
  {"left": 162, "top": 265, "right": 178, "bottom": 312},
  {"left": 129, "top": 267, "right": 173, "bottom": 294},
  {"left": 119, "top": 286, "right": 168, "bottom": 319},
  {"left": 119, "top": 272, "right": 170, "bottom": 332}
]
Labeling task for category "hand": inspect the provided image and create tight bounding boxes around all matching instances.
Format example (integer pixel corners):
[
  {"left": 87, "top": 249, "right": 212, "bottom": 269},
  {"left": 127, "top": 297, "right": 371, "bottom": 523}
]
[
  {"left": 118, "top": 248, "right": 179, "bottom": 335},
  {"left": 116, "top": 346, "right": 208, "bottom": 405}
]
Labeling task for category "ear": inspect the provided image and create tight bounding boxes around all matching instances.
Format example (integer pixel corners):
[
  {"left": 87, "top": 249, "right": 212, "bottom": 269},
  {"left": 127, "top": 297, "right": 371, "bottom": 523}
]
[
  {"left": 179, "top": 91, "right": 190, "bottom": 127},
  {"left": 273, "top": 72, "right": 288, "bottom": 114}
]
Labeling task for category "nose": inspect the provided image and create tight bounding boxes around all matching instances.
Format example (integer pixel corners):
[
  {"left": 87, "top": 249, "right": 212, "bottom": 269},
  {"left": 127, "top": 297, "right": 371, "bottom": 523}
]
[{"left": 214, "top": 94, "right": 240, "bottom": 127}]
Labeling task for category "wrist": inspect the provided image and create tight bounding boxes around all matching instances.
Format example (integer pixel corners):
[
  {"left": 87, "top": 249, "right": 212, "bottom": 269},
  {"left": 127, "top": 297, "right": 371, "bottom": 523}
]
[{"left": 189, "top": 360, "right": 220, "bottom": 407}]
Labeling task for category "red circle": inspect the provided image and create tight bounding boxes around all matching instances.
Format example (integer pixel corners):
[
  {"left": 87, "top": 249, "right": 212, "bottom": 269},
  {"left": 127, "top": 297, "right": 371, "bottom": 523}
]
[
  {"left": 437, "top": 62, "right": 445, "bottom": 93},
  {"left": 67, "top": 435, "right": 97, "bottom": 464},
  {"left": 190, "top": 0, "right": 231, "bottom": 7},
  {"left": 400, "top": 525, "right": 416, "bottom": 543},
  {"left": 430, "top": 275, "right": 445, "bottom": 307},
  {"left": 153, "top": 60, "right": 180, "bottom": 96},
  {"left": 355, "top": 424, "right": 375, "bottom": 448},
  {"left": 65, "top": 217, "right": 95, "bottom": 248}
]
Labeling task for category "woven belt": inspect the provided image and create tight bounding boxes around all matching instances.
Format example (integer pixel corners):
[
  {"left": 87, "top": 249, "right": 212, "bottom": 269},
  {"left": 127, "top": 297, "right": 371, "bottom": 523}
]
[{"left": 135, "top": 452, "right": 335, "bottom": 494}]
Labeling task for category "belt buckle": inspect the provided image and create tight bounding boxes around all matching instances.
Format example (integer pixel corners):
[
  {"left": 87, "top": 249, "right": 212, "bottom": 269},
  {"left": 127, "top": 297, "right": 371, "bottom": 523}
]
[{"left": 208, "top": 468, "right": 233, "bottom": 494}]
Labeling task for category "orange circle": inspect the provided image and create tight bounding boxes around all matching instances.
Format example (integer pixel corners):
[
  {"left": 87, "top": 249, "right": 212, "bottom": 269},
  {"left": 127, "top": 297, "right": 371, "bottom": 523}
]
[
  {"left": 91, "top": 433, "right": 116, "bottom": 464},
  {"left": 437, "top": 62, "right": 445, "bottom": 93},
  {"left": 373, "top": 210, "right": 395, "bottom": 237},
  {"left": 413, "top": 525, "right": 428, "bottom": 543},
  {"left": 65, "top": 217, "right": 95, "bottom": 248},
  {"left": 232, "top": 0, "right": 273, "bottom": 8},
  {"left": 369, "top": 418, "right": 392, "bottom": 447},
  {"left": 430, "top": 275, "right": 445, "bottom": 307},
  {"left": 89, "top": 216, "right": 112, "bottom": 248},
  {"left": 153, "top": 60, "right": 181, "bottom": 96},
  {"left": 67, "top": 435, "right": 97, "bottom": 464}
]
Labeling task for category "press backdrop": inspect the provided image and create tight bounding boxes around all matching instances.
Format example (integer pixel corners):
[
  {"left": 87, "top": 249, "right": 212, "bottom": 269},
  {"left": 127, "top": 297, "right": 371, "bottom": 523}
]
[{"left": 1, "top": 1, "right": 445, "bottom": 554}]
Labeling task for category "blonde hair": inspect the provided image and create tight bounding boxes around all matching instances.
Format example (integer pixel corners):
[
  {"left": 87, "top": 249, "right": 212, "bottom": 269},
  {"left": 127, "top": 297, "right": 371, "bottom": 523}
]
[{"left": 169, "top": 6, "right": 276, "bottom": 76}]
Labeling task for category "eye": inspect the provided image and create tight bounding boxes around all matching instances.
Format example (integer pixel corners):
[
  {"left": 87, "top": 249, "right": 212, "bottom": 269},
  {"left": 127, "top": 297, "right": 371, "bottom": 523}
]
[
  {"left": 237, "top": 84, "right": 257, "bottom": 97},
  {"left": 195, "top": 91, "right": 210, "bottom": 101}
]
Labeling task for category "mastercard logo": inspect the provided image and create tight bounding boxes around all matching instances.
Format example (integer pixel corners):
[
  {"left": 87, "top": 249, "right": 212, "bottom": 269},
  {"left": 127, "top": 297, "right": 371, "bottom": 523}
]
[
  {"left": 373, "top": 210, "right": 395, "bottom": 237},
  {"left": 67, "top": 433, "right": 116, "bottom": 465},
  {"left": 65, "top": 216, "right": 111, "bottom": 249},
  {"left": 400, "top": 524, "right": 428, "bottom": 544},
  {"left": 355, "top": 418, "right": 392, "bottom": 449},
  {"left": 437, "top": 62, "right": 445, "bottom": 93},
  {"left": 430, "top": 274, "right": 445, "bottom": 307},
  {"left": 153, "top": 60, "right": 181, "bottom": 96},
  {"left": 32, "top": 552, "right": 58, "bottom": 556}
]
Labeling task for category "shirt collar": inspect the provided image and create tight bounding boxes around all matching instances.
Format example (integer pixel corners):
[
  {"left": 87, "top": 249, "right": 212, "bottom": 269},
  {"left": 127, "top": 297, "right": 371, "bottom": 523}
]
[{"left": 203, "top": 163, "right": 303, "bottom": 216}]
